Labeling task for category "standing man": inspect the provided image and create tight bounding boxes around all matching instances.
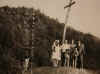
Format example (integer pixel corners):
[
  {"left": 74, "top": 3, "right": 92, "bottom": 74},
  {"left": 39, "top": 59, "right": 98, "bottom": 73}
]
[
  {"left": 70, "top": 39, "right": 78, "bottom": 68},
  {"left": 78, "top": 40, "right": 85, "bottom": 69},
  {"left": 72, "top": 48, "right": 79, "bottom": 68},
  {"left": 61, "top": 40, "right": 70, "bottom": 67}
]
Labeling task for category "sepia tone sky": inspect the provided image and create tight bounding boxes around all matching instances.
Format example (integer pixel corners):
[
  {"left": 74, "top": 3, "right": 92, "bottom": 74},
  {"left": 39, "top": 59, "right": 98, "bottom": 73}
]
[{"left": 0, "top": 0, "right": 100, "bottom": 37}]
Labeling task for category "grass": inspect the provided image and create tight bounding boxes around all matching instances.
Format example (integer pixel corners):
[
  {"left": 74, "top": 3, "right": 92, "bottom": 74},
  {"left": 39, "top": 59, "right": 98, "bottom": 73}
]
[{"left": 25, "top": 67, "right": 100, "bottom": 74}]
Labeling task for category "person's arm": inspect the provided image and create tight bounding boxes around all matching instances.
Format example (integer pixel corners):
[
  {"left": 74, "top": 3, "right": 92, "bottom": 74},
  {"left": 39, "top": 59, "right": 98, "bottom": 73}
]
[{"left": 52, "top": 44, "right": 56, "bottom": 52}]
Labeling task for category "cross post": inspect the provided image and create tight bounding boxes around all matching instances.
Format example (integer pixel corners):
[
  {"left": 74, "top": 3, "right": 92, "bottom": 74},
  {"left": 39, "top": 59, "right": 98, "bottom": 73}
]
[{"left": 62, "top": 0, "right": 76, "bottom": 43}]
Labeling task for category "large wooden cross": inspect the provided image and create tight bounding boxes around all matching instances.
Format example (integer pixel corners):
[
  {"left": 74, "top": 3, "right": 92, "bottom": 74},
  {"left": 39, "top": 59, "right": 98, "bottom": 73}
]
[{"left": 62, "top": 0, "right": 76, "bottom": 43}]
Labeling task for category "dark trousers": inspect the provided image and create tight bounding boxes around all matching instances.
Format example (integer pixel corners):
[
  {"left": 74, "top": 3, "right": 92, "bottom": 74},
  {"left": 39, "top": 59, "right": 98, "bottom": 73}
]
[{"left": 61, "top": 52, "right": 65, "bottom": 66}]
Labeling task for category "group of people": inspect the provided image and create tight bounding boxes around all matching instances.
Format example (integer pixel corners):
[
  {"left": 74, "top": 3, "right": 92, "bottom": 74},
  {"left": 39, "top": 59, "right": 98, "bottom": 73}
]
[{"left": 51, "top": 39, "right": 85, "bottom": 68}]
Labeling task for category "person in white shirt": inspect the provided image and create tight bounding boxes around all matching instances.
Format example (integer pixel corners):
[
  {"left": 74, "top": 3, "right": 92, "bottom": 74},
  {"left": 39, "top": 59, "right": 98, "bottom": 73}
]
[
  {"left": 51, "top": 40, "right": 61, "bottom": 67},
  {"left": 22, "top": 57, "right": 30, "bottom": 74},
  {"left": 61, "top": 40, "right": 71, "bottom": 67}
]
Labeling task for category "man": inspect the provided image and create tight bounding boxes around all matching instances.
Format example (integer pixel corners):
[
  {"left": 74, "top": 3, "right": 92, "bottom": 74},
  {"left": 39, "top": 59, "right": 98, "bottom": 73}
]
[
  {"left": 61, "top": 40, "right": 70, "bottom": 67},
  {"left": 72, "top": 48, "right": 79, "bottom": 68},
  {"left": 71, "top": 40, "right": 76, "bottom": 48},
  {"left": 77, "top": 40, "right": 85, "bottom": 69},
  {"left": 51, "top": 40, "right": 61, "bottom": 67},
  {"left": 70, "top": 39, "right": 77, "bottom": 68}
]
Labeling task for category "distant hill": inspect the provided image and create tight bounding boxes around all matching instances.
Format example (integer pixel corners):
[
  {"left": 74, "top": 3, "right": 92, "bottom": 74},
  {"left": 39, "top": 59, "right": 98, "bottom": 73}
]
[{"left": 0, "top": 6, "right": 100, "bottom": 74}]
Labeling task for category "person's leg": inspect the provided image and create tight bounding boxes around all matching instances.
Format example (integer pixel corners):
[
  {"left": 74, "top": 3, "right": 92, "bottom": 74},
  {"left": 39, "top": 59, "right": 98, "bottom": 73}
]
[
  {"left": 68, "top": 56, "right": 70, "bottom": 67},
  {"left": 70, "top": 55, "right": 72, "bottom": 67},
  {"left": 58, "top": 60, "right": 61, "bottom": 67},
  {"left": 22, "top": 66, "right": 26, "bottom": 74},
  {"left": 62, "top": 52, "right": 65, "bottom": 66},
  {"left": 75, "top": 56, "right": 77, "bottom": 68},
  {"left": 72, "top": 58, "right": 74, "bottom": 68},
  {"left": 72, "top": 56, "right": 75, "bottom": 68},
  {"left": 64, "top": 57, "right": 66, "bottom": 67},
  {"left": 68, "top": 57, "right": 70, "bottom": 68},
  {"left": 52, "top": 59, "right": 55, "bottom": 67},
  {"left": 66, "top": 55, "right": 69, "bottom": 67},
  {"left": 56, "top": 59, "right": 59, "bottom": 67},
  {"left": 81, "top": 55, "right": 83, "bottom": 69},
  {"left": 61, "top": 52, "right": 63, "bottom": 66},
  {"left": 54, "top": 59, "right": 57, "bottom": 67}
]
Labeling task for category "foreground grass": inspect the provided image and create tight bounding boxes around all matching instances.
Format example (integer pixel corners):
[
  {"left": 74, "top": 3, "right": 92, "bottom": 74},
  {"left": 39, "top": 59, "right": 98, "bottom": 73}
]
[{"left": 26, "top": 67, "right": 100, "bottom": 74}]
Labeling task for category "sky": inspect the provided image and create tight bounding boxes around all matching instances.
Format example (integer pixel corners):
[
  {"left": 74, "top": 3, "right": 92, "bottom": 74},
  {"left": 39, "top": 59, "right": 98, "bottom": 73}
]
[{"left": 0, "top": 0, "right": 100, "bottom": 37}]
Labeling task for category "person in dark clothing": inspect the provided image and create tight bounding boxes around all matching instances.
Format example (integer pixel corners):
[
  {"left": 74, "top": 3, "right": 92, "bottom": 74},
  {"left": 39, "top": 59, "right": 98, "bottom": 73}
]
[{"left": 77, "top": 40, "right": 85, "bottom": 69}]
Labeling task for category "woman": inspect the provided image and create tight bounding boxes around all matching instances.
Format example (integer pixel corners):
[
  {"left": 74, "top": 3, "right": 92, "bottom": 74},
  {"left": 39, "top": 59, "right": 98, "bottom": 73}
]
[{"left": 51, "top": 40, "right": 61, "bottom": 67}]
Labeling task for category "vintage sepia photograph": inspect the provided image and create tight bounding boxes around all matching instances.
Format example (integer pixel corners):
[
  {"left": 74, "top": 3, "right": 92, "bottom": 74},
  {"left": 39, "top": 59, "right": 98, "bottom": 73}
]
[{"left": 0, "top": 0, "right": 100, "bottom": 74}]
